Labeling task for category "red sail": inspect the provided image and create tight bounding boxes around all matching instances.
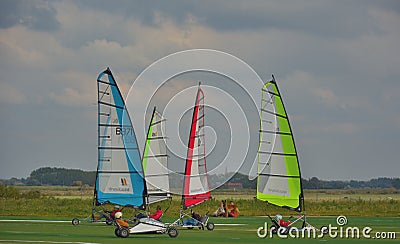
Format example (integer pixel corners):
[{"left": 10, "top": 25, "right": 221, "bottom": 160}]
[{"left": 183, "top": 85, "right": 210, "bottom": 209}]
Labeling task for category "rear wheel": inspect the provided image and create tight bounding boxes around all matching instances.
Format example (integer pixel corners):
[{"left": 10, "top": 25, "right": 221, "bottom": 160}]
[
  {"left": 71, "top": 218, "right": 79, "bottom": 226},
  {"left": 114, "top": 228, "right": 121, "bottom": 237},
  {"left": 206, "top": 222, "right": 214, "bottom": 231},
  {"left": 106, "top": 219, "right": 113, "bottom": 225},
  {"left": 168, "top": 227, "right": 178, "bottom": 238},
  {"left": 119, "top": 228, "right": 129, "bottom": 238}
]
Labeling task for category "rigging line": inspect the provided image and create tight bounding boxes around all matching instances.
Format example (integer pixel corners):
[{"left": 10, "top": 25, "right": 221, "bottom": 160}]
[
  {"left": 99, "top": 90, "right": 110, "bottom": 95},
  {"left": 262, "top": 98, "right": 274, "bottom": 104},
  {"left": 98, "top": 85, "right": 110, "bottom": 102}
]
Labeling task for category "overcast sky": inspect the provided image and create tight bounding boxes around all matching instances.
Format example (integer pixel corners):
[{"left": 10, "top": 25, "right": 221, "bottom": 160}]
[{"left": 0, "top": 0, "right": 399, "bottom": 180}]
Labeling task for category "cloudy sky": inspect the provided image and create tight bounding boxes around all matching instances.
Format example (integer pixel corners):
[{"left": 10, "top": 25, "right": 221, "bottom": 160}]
[{"left": 0, "top": 0, "right": 399, "bottom": 180}]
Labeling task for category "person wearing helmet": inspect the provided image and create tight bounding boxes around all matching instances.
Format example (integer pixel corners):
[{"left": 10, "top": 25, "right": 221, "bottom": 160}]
[
  {"left": 110, "top": 205, "right": 121, "bottom": 219},
  {"left": 276, "top": 214, "right": 290, "bottom": 227},
  {"left": 115, "top": 211, "right": 129, "bottom": 228},
  {"left": 149, "top": 205, "right": 163, "bottom": 220}
]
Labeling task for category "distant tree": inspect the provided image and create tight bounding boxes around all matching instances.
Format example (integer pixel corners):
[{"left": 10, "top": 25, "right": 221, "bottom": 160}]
[
  {"left": 26, "top": 167, "right": 96, "bottom": 186},
  {"left": 392, "top": 178, "right": 400, "bottom": 189}
]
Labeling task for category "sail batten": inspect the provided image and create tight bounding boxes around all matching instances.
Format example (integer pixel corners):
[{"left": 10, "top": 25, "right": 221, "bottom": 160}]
[{"left": 257, "top": 78, "right": 303, "bottom": 212}]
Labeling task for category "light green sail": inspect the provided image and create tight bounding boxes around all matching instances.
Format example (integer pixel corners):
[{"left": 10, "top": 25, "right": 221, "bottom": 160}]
[
  {"left": 142, "top": 107, "right": 170, "bottom": 205},
  {"left": 257, "top": 77, "right": 303, "bottom": 212}
]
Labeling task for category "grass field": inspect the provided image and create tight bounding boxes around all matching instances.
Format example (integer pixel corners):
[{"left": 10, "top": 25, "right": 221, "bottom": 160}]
[
  {"left": 12, "top": 186, "right": 400, "bottom": 200},
  {"left": 1, "top": 187, "right": 399, "bottom": 218},
  {"left": 0, "top": 216, "right": 398, "bottom": 243},
  {"left": 1, "top": 186, "right": 398, "bottom": 243}
]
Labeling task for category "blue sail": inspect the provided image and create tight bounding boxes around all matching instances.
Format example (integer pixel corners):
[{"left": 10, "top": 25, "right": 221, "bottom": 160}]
[{"left": 95, "top": 68, "right": 145, "bottom": 208}]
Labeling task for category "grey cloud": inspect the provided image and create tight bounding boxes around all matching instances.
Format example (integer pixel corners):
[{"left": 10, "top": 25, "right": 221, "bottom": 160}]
[
  {"left": 0, "top": 0, "right": 60, "bottom": 31},
  {"left": 75, "top": 0, "right": 390, "bottom": 38},
  {"left": 1, "top": 0, "right": 400, "bottom": 180}
]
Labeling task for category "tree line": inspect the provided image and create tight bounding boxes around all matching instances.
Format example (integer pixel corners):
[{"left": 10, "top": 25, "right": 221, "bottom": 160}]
[
  {"left": 0, "top": 167, "right": 96, "bottom": 186},
  {"left": 1, "top": 167, "right": 399, "bottom": 190}
]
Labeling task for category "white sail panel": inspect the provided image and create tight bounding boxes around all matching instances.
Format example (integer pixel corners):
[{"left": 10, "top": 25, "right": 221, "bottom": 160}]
[{"left": 143, "top": 109, "right": 170, "bottom": 204}]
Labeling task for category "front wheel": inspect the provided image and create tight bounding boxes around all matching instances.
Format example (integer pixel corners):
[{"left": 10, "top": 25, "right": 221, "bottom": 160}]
[
  {"left": 119, "top": 228, "right": 129, "bottom": 238},
  {"left": 168, "top": 227, "right": 178, "bottom": 238},
  {"left": 206, "top": 222, "right": 214, "bottom": 231},
  {"left": 71, "top": 218, "right": 79, "bottom": 226}
]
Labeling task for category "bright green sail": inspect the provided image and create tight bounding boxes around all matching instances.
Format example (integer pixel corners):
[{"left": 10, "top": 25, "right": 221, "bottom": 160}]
[
  {"left": 142, "top": 107, "right": 170, "bottom": 205},
  {"left": 257, "top": 76, "right": 303, "bottom": 212}
]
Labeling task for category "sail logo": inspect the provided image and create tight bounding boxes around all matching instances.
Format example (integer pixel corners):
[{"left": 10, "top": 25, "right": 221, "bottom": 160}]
[{"left": 120, "top": 178, "right": 128, "bottom": 186}]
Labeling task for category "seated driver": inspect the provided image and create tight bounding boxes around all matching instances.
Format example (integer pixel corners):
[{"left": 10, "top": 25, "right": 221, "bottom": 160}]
[
  {"left": 115, "top": 212, "right": 129, "bottom": 228},
  {"left": 276, "top": 214, "right": 291, "bottom": 227},
  {"left": 149, "top": 205, "right": 163, "bottom": 220},
  {"left": 110, "top": 205, "right": 121, "bottom": 219}
]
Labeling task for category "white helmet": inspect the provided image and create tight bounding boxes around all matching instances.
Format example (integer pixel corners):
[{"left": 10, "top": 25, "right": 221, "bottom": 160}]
[
  {"left": 114, "top": 205, "right": 120, "bottom": 209},
  {"left": 115, "top": 212, "right": 123, "bottom": 219},
  {"left": 275, "top": 214, "right": 282, "bottom": 221}
]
